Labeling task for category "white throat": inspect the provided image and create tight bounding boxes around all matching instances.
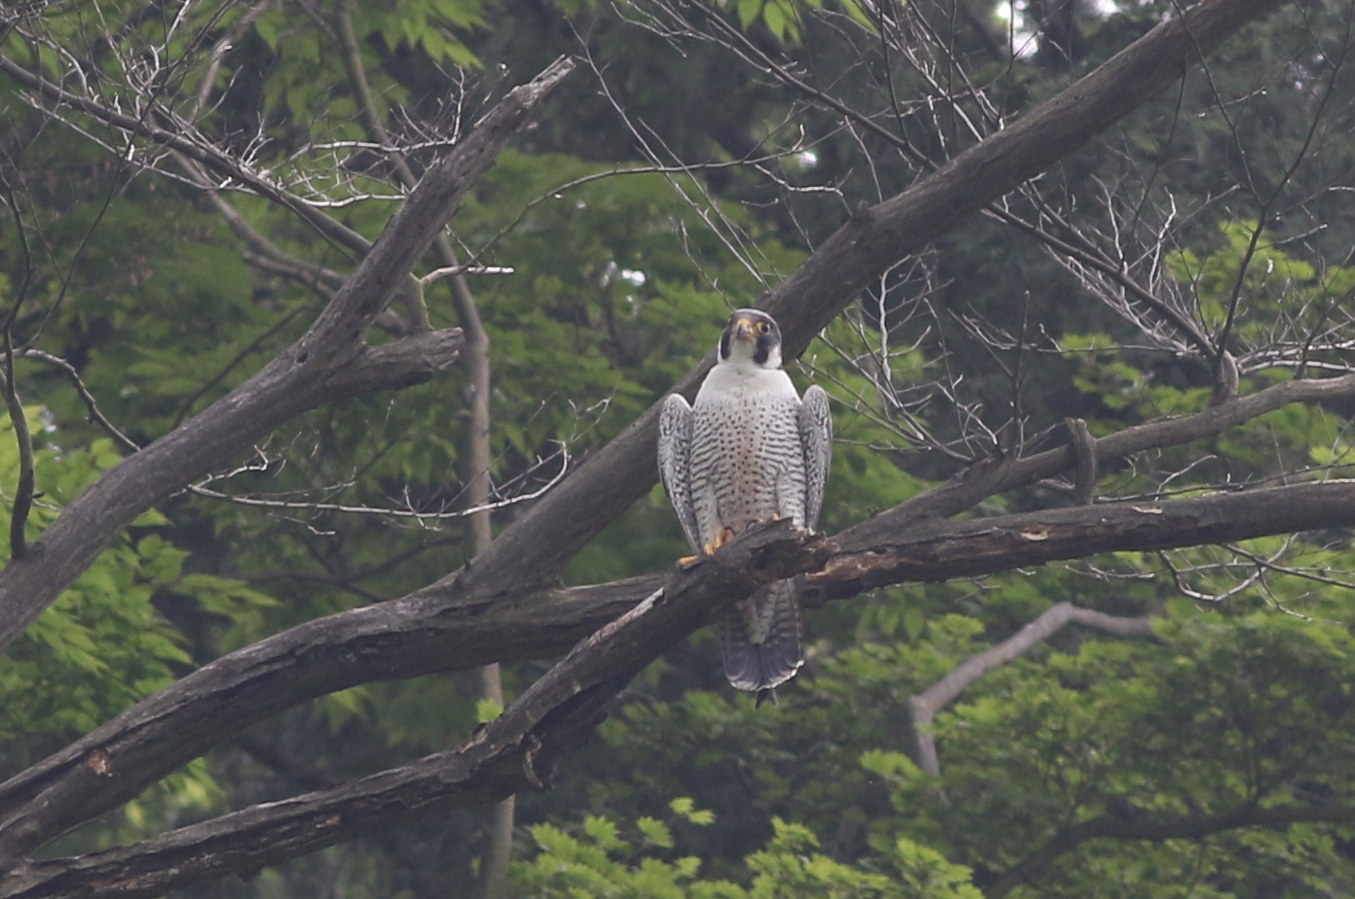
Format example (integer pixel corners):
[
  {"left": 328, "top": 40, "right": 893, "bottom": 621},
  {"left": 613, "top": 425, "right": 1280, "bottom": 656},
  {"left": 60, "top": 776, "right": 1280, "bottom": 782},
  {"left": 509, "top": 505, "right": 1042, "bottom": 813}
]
[
  {"left": 723, "top": 341, "right": 782, "bottom": 371},
  {"left": 700, "top": 350, "right": 797, "bottom": 401}
]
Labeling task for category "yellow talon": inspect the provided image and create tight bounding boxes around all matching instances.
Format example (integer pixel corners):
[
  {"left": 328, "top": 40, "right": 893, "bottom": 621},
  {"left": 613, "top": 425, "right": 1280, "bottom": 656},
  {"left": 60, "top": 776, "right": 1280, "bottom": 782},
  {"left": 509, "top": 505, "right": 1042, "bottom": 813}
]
[
  {"left": 710, "top": 527, "right": 735, "bottom": 551},
  {"left": 678, "top": 527, "right": 737, "bottom": 569}
]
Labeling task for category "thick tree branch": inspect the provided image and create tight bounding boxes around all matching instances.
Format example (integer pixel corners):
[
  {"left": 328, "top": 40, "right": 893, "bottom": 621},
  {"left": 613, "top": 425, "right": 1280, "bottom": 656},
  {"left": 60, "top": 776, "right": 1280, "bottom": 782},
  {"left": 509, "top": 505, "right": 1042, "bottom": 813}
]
[
  {"left": 859, "top": 370, "right": 1355, "bottom": 531},
  {"left": 4, "top": 474, "right": 1353, "bottom": 889},
  {"left": 0, "top": 0, "right": 1295, "bottom": 873},
  {"left": 2, "top": 356, "right": 1347, "bottom": 848},
  {"left": 0, "top": 57, "right": 575, "bottom": 655},
  {"left": 1, "top": 330, "right": 1345, "bottom": 848},
  {"left": 908, "top": 602, "right": 1158, "bottom": 777},
  {"left": 0, "top": 521, "right": 827, "bottom": 899},
  {"left": 5, "top": 477, "right": 1355, "bottom": 860},
  {"left": 452, "top": 0, "right": 1287, "bottom": 603}
]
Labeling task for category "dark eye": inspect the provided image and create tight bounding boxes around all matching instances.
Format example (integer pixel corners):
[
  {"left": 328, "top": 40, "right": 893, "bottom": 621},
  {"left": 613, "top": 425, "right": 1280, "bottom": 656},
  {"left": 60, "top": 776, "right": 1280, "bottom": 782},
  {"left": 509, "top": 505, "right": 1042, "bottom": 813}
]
[{"left": 756, "top": 321, "right": 770, "bottom": 334}]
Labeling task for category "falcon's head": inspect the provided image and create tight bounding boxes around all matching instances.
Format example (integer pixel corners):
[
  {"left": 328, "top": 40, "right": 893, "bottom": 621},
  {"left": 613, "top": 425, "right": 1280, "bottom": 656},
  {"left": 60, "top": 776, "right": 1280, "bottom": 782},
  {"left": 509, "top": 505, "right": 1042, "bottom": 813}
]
[{"left": 719, "top": 308, "right": 783, "bottom": 369}]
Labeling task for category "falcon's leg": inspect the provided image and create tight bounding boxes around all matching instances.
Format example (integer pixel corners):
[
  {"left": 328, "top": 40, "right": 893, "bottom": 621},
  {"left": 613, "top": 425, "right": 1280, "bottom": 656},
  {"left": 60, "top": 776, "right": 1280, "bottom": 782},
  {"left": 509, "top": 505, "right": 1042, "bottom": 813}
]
[
  {"left": 676, "top": 527, "right": 736, "bottom": 568},
  {"left": 710, "top": 526, "right": 735, "bottom": 551}
]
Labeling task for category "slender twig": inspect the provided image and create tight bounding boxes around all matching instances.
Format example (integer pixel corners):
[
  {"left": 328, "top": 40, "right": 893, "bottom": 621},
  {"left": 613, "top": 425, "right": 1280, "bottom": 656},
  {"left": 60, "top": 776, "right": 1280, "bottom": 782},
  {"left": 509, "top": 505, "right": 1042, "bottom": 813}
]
[
  {"left": 186, "top": 449, "right": 568, "bottom": 520},
  {"left": 0, "top": 53, "right": 371, "bottom": 259},
  {"left": 1214, "top": 2, "right": 1351, "bottom": 358},
  {"left": 17, "top": 350, "right": 139, "bottom": 453}
]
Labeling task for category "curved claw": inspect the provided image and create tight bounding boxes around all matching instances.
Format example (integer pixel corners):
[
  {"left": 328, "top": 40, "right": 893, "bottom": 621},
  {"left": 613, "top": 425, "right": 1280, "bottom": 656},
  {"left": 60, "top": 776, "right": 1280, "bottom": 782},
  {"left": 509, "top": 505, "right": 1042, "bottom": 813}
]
[
  {"left": 676, "top": 527, "right": 737, "bottom": 570},
  {"left": 710, "top": 527, "right": 735, "bottom": 551}
]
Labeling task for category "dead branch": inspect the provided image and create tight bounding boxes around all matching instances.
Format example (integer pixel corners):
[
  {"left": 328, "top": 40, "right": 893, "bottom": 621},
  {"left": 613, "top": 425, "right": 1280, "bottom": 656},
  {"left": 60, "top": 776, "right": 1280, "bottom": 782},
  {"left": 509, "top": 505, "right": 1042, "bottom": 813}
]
[
  {"left": 451, "top": 0, "right": 1289, "bottom": 608},
  {"left": 0, "top": 57, "right": 575, "bottom": 654},
  {"left": 0, "top": 0, "right": 1296, "bottom": 882},
  {"left": 0, "top": 355, "right": 1343, "bottom": 858},
  {"left": 908, "top": 602, "right": 1158, "bottom": 778},
  {"left": 4, "top": 476, "right": 1355, "bottom": 862},
  {"left": 0, "top": 54, "right": 370, "bottom": 259},
  {"left": 857, "top": 369, "right": 1355, "bottom": 533},
  {"left": 0, "top": 520, "right": 826, "bottom": 899}
]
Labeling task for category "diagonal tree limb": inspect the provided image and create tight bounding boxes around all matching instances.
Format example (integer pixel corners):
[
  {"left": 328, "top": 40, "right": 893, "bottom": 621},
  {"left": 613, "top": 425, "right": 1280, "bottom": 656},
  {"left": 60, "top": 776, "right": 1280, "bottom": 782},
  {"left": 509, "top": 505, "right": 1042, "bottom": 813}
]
[
  {"left": 451, "top": 0, "right": 1288, "bottom": 604},
  {"left": 7, "top": 476, "right": 1355, "bottom": 890},
  {"left": 0, "top": 0, "right": 1295, "bottom": 867},
  {"left": 908, "top": 602, "right": 1159, "bottom": 778},
  {"left": 851, "top": 369, "right": 1355, "bottom": 534},
  {"left": 0, "top": 0, "right": 1281, "bottom": 688},
  {"left": 2, "top": 359, "right": 1348, "bottom": 851},
  {"left": 0, "top": 56, "right": 575, "bottom": 655},
  {"left": 6, "top": 477, "right": 1355, "bottom": 860},
  {"left": 0, "top": 521, "right": 828, "bottom": 899}
]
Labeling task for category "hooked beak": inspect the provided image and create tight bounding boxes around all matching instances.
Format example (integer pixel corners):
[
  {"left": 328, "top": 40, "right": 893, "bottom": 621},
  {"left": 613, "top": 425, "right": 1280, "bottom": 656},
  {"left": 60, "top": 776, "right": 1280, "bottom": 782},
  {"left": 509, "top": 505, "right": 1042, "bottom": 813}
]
[{"left": 731, "top": 317, "right": 757, "bottom": 342}]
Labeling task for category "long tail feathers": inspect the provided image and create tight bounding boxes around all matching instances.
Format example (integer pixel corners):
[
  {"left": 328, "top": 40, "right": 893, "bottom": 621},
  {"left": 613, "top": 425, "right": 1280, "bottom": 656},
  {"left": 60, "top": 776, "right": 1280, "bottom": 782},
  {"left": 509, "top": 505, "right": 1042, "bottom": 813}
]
[{"left": 720, "top": 577, "right": 804, "bottom": 705}]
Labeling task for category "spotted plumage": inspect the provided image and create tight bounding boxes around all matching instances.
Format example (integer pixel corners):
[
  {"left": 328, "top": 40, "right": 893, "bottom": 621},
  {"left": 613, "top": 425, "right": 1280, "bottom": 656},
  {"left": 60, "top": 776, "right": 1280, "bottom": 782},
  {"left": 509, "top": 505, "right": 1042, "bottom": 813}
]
[{"left": 658, "top": 309, "right": 832, "bottom": 704}]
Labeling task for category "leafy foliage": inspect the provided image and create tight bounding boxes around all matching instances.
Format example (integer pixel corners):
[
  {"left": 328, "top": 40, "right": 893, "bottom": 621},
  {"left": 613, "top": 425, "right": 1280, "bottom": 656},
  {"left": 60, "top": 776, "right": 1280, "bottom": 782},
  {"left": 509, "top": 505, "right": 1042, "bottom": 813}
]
[{"left": 4, "top": 0, "right": 1355, "bottom": 896}]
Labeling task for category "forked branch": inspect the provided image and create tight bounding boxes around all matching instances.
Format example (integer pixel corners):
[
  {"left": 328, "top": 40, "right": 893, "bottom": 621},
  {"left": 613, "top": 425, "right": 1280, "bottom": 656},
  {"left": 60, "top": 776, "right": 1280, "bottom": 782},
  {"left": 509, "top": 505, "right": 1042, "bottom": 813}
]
[
  {"left": 908, "top": 602, "right": 1158, "bottom": 778},
  {"left": 0, "top": 56, "right": 575, "bottom": 654},
  {"left": 5, "top": 477, "right": 1355, "bottom": 863}
]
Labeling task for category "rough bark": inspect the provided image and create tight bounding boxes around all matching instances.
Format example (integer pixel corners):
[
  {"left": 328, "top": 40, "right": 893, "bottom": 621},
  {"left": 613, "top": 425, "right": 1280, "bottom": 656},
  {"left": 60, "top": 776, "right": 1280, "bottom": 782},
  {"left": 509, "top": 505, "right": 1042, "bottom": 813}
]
[
  {"left": 0, "top": 56, "right": 577, "bottom": 653},
  {"left": 0, "top": 521, "right": 825, "bottom": 899},
  {"left": 5, "top": 478, "right": 1355, "bottom": 863},
  {"left": 5, "top": 475, "right": 1355, "bottom": 895},
  {"left": 0, "top": 359, "right": 1340, "bottom": 861},
  {"left": 2, "top": 365, "right": 1346, "bottom": 856}
]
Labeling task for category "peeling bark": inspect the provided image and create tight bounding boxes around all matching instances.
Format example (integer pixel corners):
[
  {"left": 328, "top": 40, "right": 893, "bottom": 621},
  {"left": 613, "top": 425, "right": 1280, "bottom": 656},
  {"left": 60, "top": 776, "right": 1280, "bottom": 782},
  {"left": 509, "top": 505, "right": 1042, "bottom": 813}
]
[{"left": 4, "top": 479, "right": 1355, "bottom": 866}]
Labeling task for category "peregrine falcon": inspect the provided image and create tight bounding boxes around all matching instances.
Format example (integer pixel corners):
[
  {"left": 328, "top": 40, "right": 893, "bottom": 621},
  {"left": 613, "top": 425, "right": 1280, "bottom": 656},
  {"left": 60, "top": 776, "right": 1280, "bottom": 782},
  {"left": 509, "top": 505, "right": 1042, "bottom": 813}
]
[{"left": 658, "top": 308, "right": 832, "bottom": 703}]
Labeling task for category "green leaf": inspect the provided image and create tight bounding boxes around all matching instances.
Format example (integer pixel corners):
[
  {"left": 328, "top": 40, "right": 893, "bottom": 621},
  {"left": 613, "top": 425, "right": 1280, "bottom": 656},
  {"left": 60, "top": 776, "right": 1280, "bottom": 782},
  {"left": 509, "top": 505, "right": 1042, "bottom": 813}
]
[
  {"left": 476, "top": 697, "right": 504, "bottom": 723},
  {"left": 638, "top": 816, "right": 674, "bottom": 848}
]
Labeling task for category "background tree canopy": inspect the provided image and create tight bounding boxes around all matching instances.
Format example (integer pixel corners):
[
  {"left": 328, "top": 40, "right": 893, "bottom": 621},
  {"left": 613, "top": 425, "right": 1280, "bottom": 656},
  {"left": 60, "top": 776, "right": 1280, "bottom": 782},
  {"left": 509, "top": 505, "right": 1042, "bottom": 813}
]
[{"left": 2, "top": 0, "right": 1355, "bottom": 896}]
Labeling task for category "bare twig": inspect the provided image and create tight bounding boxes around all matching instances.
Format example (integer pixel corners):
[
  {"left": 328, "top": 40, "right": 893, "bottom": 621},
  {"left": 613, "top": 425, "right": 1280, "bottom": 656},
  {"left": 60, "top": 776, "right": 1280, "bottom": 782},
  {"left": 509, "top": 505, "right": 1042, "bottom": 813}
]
[
  {"left": 0, "top": 57, "right": 575, "bottom": 655},
  {"left": 186, "top": 447, "right": 568, "bottom": 521}
]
